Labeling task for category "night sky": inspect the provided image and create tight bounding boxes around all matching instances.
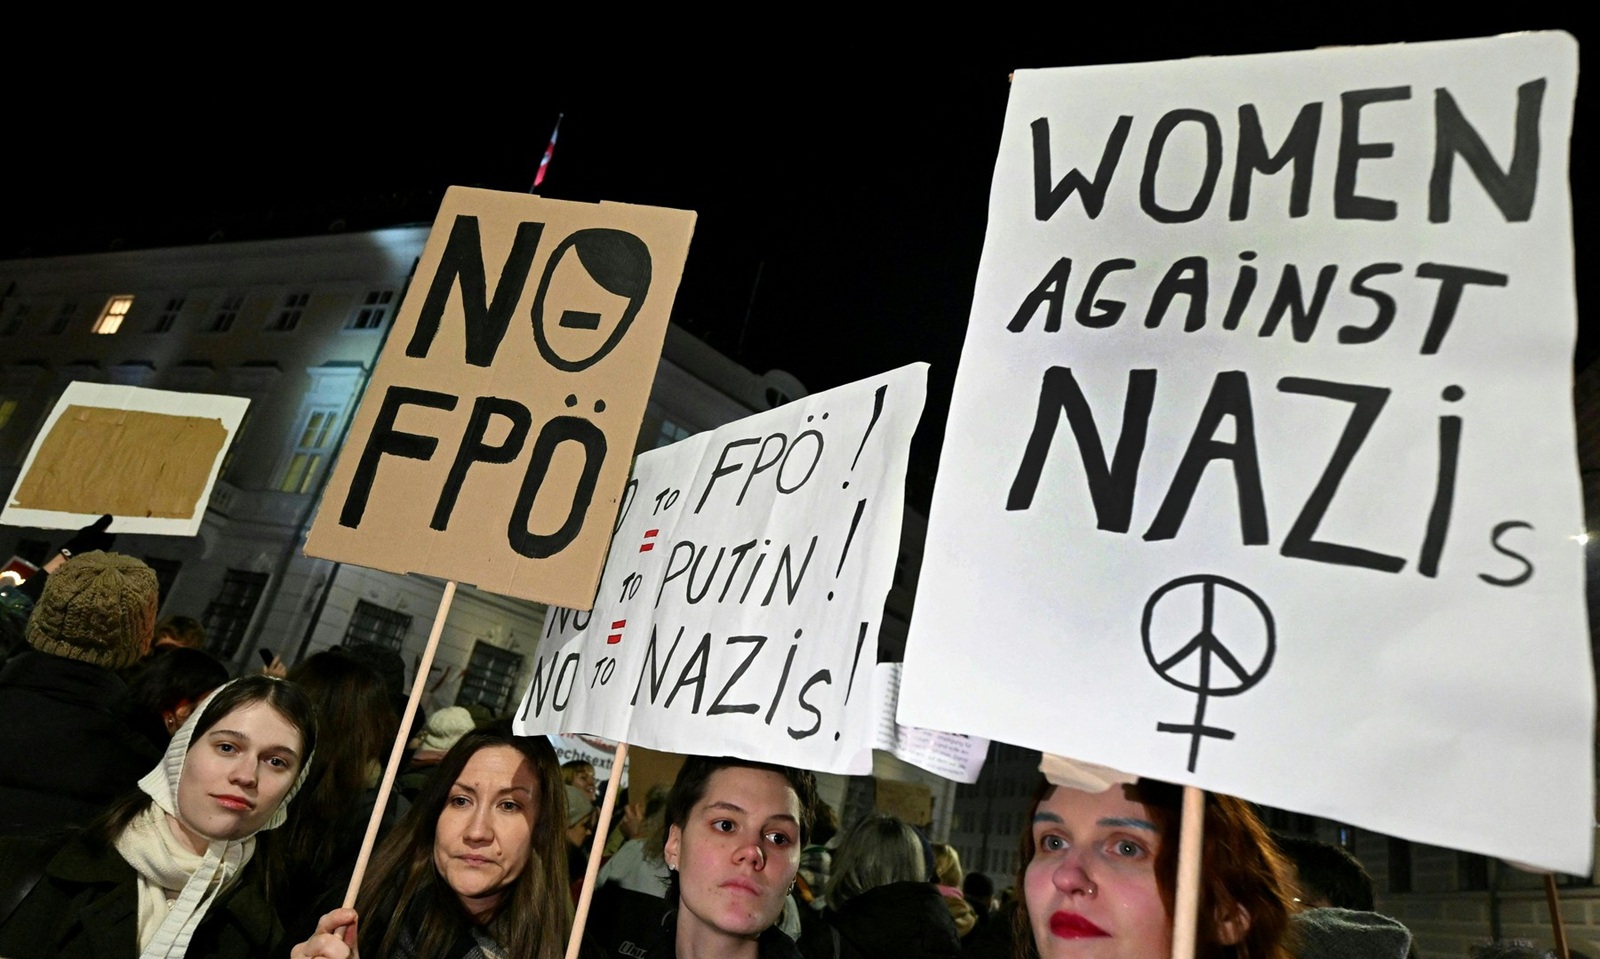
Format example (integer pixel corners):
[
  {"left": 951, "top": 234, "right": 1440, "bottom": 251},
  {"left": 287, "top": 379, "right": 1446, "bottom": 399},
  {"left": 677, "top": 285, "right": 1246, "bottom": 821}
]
[{"left": 5, "top": 21, "right": 1586, "bottom": 508}]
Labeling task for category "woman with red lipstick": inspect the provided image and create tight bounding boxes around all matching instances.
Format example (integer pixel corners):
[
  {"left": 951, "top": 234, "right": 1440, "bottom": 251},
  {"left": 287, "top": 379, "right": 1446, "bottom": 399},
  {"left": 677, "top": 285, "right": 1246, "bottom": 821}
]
[
  {"left": 1016, "top": 779, "right": 1292, "bottom": 959},
  {"left": 0, "top": 675, "right": 318, "bottom": 959},
  {"left": 647, "top": 755, "right": 816, "bottom": 959},
  {"left": 293, "top": 724, "right": 572, "bottom": 959}
]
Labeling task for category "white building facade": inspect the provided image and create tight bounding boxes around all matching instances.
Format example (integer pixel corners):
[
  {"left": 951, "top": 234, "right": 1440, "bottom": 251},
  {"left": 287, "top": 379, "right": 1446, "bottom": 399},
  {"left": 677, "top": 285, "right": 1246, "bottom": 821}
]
[{"left": 0, "top": 226, "right": 806, "bottom": 716}]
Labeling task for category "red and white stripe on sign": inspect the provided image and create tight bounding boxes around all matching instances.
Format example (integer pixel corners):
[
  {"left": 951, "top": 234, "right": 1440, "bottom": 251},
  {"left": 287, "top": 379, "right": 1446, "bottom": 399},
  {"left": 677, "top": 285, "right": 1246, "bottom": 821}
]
[
  {"left": 639, "top": 529, "right": 659, "bottom": 552},
  {"left": 607, "top": 620, "right": 626, "bottom": 645}
]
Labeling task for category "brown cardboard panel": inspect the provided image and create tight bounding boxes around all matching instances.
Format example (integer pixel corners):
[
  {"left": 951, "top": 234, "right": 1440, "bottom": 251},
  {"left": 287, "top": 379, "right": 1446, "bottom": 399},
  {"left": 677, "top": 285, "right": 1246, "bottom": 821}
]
[
  {"left": 874, "top": 778, "right": 933, "bottom": 828},
  {"left": 10, "top": 405, "right": 227, "bottom": 518},
  {"left": 304, "top": 187, "right": 696, "bottom": 608},
  {"left": 625, "top": 746, "right": 687, "bottom": 807}
]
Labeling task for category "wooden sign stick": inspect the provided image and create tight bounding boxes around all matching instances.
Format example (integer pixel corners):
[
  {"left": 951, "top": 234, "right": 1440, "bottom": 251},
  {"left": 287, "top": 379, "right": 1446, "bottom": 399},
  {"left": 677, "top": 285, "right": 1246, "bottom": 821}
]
[
  {"left": 342, "top": 579, "right": 460, "bottom": 907},
  {"left": 1170, "top": 785, "right": 1206, "bottom": 959},
  {"left": 1545, "top": 874, "right": 1570, "bottom": 959},
  {"left": 566, "top": 741, "right": 631, "bottom": 959}
]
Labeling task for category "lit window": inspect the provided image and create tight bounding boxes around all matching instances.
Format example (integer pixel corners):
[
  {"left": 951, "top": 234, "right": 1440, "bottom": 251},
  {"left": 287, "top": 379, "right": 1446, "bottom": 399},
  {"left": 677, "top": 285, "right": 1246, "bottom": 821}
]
[
  {"left": 209, "top": 294, "right": 244, "bottom": 332},
  {"left": 48, "top": 301, "right": 78, "bottom": 335},
  {"left": 347, "top": 289, "right": 393, "bottom": 330},
  {"left": 153, "top": 297, "right": 184, "bottom": 333},
  {"left": 270, "top": 291, "right": 309, "bottom": 332},
  {"left": 93, "top": 295, "right": 134, "bottom": 334},
  {"left": 277, "top": 408, "right": 340, "bottom": 493}
]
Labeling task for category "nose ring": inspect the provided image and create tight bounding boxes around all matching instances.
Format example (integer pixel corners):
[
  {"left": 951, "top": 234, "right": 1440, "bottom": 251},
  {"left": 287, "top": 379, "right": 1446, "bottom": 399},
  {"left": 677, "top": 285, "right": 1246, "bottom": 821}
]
[
  {"left": 1086, "top": 881, "right": 1097, "bottom": 896},
  {"left": 755, "top": 845, "right": 766, "bottom": 866}
]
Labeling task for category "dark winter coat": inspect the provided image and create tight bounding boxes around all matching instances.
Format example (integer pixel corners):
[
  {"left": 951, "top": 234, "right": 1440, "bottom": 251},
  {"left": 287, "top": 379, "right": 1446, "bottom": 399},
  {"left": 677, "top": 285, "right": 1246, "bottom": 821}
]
[
  {"left": 636, "top": 909, "right": 804, "bottom": 959},
  {"left": 0, "top": 830, "right": 283, "bottom": 958},
  {"left": 0, "top": 651, "right": 159, "bottom": 834},
  {"left": 824, "top": 881, "right": 963, "bottom": 959}
]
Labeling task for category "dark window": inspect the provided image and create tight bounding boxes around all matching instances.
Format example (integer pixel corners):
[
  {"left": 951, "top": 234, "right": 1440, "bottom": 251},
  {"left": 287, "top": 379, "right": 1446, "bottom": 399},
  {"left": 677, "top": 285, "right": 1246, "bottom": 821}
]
[
  {"left": 347, "top": 290, "right": 394, "bottom": 330},
  {"left": 655, "top": 418, "right": 691, "bottom": 448},
  {"left": 1, "top": 302, "right": 30, "bottom": 336},
  {"left": 143, "top": 557, "right": 182, "bottom": 610},
  {"left": 209, "top": 294, "right": 244, "bottom": 332},
  {"left": 154, "top": 297, "right": 185, "bottom": 333},
  {"left": 1458, "top": 852, "right": 1490, "bottom": 891},
  {"left": 269, "top": 292, "right": 309, "bottom": 332},
  {"left": 343, "top": 600, "right": 412, "bottom": 651},
  {"left": 456, "top": 641, "right": 523, "bottom": 713},
  {"left": 47, "top": 301, "right": 78, "bottom": 335},
  {"left": 1387, "top": 838, "right": 1413, "bottom": 894},
  {"left": 203, "top": 569, "right": 268, "bottom": 658}
]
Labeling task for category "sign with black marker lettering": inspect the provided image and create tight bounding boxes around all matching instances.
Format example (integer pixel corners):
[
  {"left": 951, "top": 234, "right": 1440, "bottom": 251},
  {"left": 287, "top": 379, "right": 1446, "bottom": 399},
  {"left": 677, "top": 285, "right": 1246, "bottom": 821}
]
[
  {"left": 305, "top": 187, "right": 696, "bottom": 607},
  {"left": 515, "top": 365, "right": 928, "bottom": 774},
  {"left": 899, "top": 34, "right": 1592, "bottom": 873}
]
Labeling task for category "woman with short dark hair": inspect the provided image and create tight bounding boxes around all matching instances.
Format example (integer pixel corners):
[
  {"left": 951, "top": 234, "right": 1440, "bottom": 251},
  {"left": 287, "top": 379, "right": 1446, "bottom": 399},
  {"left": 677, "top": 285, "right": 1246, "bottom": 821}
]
[{"left": 653, "top": 755, "right": 817, "bottom": 959}]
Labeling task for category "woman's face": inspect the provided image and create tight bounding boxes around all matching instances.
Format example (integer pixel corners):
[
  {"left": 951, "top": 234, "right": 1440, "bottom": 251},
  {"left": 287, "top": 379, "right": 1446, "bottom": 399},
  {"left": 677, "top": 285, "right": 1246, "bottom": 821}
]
[
  {"left": 1025, "top": 785, "right": 1170, "bottom": 959},
  {"left": 570, "top": 766, "right": 597, "bottom": 801},
  {"left": 665, "top": 767, "right": 802, "bottom": 948},
  {"left": 172, "top": 700, "right": 304, "bottom": 854},
  {"left": 433, "top": 745, "right": 540, "bottom": 922}
]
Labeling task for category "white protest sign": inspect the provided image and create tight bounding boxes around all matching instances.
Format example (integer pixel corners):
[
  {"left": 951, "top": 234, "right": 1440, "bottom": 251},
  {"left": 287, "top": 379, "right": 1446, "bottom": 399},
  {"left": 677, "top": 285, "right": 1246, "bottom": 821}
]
[
  {"left": 2, "top": 383, "right": 248, "bottom": 536},
  {"left": 899, "top": 34, "right": 1593, "bottom": 874},
  {"left": 548, "top": 733, "right": 628, "bottom": 787},
  {"left": 865, "top": 663, "right": 989, "bottom": 784},
  {"left": 515, "top": 364, "right": 928, "bottom": 774}
]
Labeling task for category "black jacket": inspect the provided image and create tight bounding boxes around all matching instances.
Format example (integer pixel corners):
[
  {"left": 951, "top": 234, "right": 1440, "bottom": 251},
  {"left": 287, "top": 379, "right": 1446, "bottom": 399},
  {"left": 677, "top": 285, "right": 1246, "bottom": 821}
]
[
  {"left": 637, "top": 909, "right": 803, "bottom": 959},
  {"left": 0, "top": 830, "right": 282, "bottom": 958},
  {"left": 0, "top": 651, "right": 158, "bottom": 835},
  {"left": 824, "top": 881, "right": 963, "bottom": 959}
]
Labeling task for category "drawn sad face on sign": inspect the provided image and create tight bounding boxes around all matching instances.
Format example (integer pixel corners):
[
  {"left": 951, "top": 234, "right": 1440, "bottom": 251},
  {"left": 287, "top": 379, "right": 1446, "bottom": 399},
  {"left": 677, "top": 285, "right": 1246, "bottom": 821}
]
[
  {"left": 532, "top": 228, "right": 654, "bottom": 373},
  {"left": 507, "top": 227, "right": 655, "bottom": 556}
]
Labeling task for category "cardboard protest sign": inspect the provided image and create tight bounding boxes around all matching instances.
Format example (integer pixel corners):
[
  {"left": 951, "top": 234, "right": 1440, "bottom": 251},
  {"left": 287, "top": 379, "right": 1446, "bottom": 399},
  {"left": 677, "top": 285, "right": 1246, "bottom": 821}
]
[
  {"left": 515, "top": 364, "right": 928, "bottom": 773},
  {"left": 874, "top": 779, "right": 933, "bottom": 827},
  {"left": 1, "top": 383, "right": 248, "bottom": 536},
  {"left": 898, "top": 34, "right": 1593, "bottom": 873},
  {"left": 306, "top": 187, "right": 696, "bottom": 608}
]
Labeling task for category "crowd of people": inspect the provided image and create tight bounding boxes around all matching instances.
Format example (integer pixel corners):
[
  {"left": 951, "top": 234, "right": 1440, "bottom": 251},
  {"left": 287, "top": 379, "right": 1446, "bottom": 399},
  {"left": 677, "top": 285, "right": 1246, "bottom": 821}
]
[{"left": 0, "top": 544, "right": 1434, "bottom": 959}]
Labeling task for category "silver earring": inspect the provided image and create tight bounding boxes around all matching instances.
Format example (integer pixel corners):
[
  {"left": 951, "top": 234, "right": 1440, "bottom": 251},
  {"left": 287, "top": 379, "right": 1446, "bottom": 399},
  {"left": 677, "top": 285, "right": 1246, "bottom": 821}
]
[{"left": 669, "top": 862, "right": 677, "bottom": 872}]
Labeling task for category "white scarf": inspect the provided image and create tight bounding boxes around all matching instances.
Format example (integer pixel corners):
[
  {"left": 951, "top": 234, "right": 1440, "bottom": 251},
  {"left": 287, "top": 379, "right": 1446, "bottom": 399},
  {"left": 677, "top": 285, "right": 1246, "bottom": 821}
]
[
  {"left": 115, "top": 679, "right": 311, "bottom": 959},
  {"left": 113, "top": 802, "right": 246, "bottom": 949}
]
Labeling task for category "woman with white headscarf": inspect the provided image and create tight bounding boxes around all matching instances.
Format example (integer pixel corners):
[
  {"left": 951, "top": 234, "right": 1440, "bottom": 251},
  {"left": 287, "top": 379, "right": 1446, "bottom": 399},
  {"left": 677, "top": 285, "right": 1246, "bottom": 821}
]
[{"left": 0, "top": 675, "right": 317, "bottom": 958}]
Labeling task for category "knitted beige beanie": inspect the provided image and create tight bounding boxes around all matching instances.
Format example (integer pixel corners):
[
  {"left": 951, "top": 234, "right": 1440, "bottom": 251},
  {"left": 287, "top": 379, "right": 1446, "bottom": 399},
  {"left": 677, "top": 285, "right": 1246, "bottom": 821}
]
[{"left": 26, "top": 550, "right": 159, "bottom": 669}]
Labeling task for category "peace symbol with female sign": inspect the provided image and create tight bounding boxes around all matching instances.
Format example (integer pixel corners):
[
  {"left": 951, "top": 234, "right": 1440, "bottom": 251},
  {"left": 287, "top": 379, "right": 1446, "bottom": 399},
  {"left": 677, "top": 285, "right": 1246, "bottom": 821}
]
[{"left": 1141, "top": 574, "right": 1275, "bottom": 772}]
